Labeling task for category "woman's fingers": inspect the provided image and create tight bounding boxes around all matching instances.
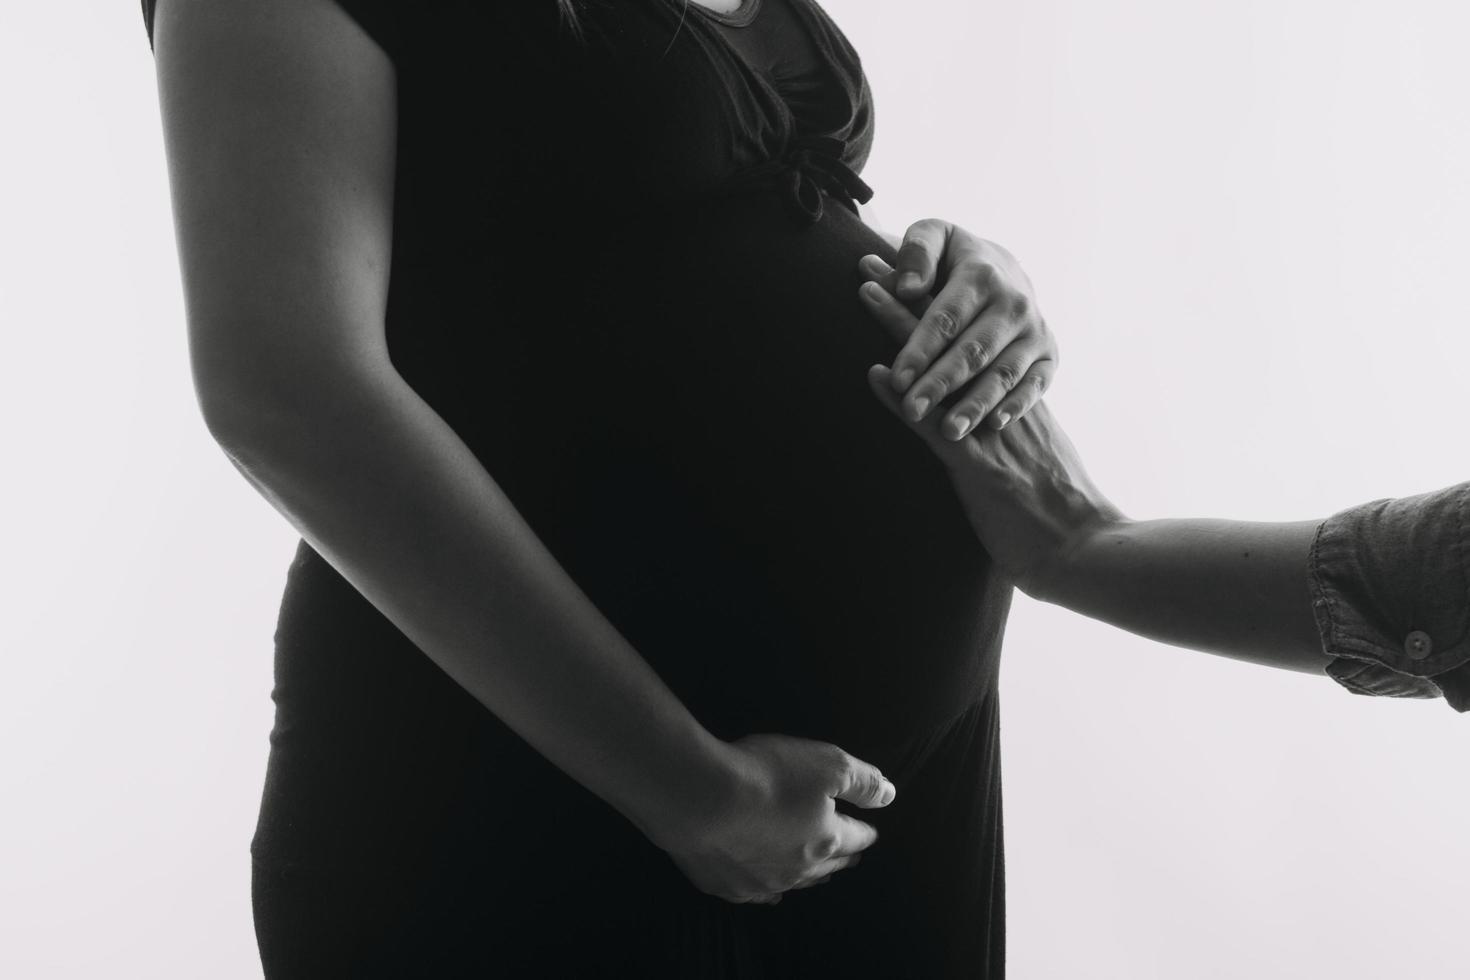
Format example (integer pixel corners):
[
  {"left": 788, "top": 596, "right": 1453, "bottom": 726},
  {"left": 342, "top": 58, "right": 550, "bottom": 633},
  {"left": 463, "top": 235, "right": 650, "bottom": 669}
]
[
  {"left": 858, "top": 253, "right": 934, "bottom": 316},
  {"left": 826, "top": 813, "right": 880, "bottom": 859},
  {"left": 811, "top": 851, "right": 860, "bottom": 878},
  {"left": 726, "top": 892, "right": 782, "bottom": 905},
  {"left": 857, "top": 253, "right": 899, "bottom": 295},
  {"left": 668, "top": 734, "right": 899, "bottom": 910},
  {"left": 730, "top": 836, "right": 867, "bottom": 905},
  {"left": 858, "top": 280, "right": 918, "bottom": 346},
  {"left": 789, "top": 873, "right": 835, "bottom": 890},
  {"left": 858, "top": 257, "right": 931, "bottom": 345},
  {"left": 830, "top": 752, "right": 897, "bottom": 809},
  {"left": 792, "top": 853, "right": 860, "bottom": 890},
  {"left": 721, "top": 852, "right": 863, "bottom": 905}
]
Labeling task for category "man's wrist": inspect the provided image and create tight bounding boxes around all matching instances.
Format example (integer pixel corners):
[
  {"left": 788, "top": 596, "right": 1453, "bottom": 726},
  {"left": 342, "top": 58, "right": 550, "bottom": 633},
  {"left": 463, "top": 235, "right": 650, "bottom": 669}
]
[{"left": 1023, "top": 507, "right": 1129, "bottom": 603}]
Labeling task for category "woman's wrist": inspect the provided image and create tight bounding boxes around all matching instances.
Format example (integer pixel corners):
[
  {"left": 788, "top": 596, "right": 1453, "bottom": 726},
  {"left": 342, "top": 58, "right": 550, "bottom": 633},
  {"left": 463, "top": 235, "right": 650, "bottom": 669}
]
[{"left": 615, "top": 724, "right": 748, "bottom": 853}]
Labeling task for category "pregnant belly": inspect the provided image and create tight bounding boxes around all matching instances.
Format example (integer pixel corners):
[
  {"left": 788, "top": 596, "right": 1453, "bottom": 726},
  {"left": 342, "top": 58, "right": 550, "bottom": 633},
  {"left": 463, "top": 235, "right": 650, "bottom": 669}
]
[{"left": 425, "top": 192, "right": 1012, "bottom": 752}]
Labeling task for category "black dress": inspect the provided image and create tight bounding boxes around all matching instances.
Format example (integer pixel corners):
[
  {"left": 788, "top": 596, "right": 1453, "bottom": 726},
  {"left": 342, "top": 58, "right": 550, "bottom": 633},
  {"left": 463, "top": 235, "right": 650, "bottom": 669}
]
[{"left": 141, "top": 1, "right": 1013, "bottom": 975}]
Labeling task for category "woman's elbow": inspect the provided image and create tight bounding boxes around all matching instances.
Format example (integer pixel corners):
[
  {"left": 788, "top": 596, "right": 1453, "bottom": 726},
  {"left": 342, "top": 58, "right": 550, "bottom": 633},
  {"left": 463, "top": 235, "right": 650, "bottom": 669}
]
[{"left": 189, "top": 324, "right": 386, "bottom": 460}]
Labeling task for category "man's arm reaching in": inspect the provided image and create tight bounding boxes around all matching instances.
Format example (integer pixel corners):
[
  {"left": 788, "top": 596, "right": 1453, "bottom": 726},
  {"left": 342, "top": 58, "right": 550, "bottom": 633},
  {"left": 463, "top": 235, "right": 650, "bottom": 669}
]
[{"left": 857, "top": 284, "right": 1470, "bottom": 709}]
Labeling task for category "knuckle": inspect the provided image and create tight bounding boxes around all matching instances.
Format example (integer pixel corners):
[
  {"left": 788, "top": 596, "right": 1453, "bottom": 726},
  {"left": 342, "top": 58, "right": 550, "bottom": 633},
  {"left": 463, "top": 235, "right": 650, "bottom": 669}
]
[
  {"left": 1028, "top": 372, "right": 1049, "bottom": 394},
  {"left": 825, "top": 744, "right": 852, "bottom": 771},
  {"left": 959, "top": 339, "right": 990, "bottom": 372},
  {"left": 921, "top": 374, "right": 952, "bottom": 399},
  {"left": 1037, "top": 317, "right": 1058, "bottom": 352},
  {"left": 816, "top": 833, "right": 842, "bottom": 860},
  {"left": 824, "top": 748, "right": 855, "bottom": 787},
  {"left": 1007, "top": 291, "right": 1030, "bottom": 319},
  {"left": 993, "top": 362, "right": 1022, "bottom": 390},
  {"left": 970, "top": 262, "right": 1000, "bottom": 289},
  {"left": 954, "top": 256, "right": 988, "bottom": 278},
  {"left": 928, "top": 307, "right": 962, "bottom": 340},
  {"left": 959, "top": 392, "right": 992, "bottom": 417}
]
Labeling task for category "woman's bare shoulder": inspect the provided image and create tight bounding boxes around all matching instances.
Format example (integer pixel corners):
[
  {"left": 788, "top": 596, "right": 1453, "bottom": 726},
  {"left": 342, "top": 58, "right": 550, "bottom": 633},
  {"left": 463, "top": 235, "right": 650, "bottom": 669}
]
[{"left": 152, "top": 0, "right": 399, "bottom": 434}]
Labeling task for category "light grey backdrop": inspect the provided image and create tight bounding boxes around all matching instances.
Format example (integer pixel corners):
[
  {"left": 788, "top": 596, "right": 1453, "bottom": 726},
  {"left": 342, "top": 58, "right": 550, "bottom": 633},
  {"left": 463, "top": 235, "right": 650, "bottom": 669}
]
[{"left": 3, "top": 1, "right": 1463, "bottom": 976}]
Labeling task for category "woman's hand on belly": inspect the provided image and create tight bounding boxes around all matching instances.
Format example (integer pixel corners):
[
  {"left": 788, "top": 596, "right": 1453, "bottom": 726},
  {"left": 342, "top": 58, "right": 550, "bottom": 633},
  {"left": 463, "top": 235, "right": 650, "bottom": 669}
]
[
  {"left": 856, "top": 220, "right": 1058, "bottom": 441},
  {"left": 647, "top": 734, "right": 897, "bottom": 907}
]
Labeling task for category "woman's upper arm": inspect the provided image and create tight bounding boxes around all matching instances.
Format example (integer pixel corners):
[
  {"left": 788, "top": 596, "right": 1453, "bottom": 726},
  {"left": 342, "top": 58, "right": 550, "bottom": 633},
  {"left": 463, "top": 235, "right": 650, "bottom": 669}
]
[{"left": 152, "top": 0, "right": 397, "bottom": 438}]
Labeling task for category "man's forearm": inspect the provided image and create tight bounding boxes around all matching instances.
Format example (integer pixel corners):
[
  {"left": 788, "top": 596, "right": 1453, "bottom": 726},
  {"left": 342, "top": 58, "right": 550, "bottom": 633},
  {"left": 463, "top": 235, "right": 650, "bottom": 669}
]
[{"left": 1035, "top": 517, "right": 1330, "bottom": 674}]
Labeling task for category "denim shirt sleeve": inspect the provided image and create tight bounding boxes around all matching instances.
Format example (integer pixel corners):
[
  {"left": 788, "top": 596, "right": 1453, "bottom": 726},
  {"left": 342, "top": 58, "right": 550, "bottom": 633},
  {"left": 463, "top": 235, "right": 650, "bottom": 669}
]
[{"left": 1308, "top": 481, "right": 1470, "bottom": 712}]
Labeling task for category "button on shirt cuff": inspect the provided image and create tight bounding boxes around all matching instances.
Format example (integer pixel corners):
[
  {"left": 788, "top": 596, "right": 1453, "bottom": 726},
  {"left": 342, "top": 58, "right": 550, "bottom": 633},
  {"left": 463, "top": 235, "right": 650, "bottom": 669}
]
[{"left": 1308, "top": 481, "right": 1470, "bottom": 712}]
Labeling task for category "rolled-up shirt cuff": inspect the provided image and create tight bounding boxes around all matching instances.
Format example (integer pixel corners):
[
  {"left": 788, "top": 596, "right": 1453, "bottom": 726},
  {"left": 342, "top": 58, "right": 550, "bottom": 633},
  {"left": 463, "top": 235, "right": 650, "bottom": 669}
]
[{"left": 1309, "top": 482, "right": 1470, "bottom": 712}]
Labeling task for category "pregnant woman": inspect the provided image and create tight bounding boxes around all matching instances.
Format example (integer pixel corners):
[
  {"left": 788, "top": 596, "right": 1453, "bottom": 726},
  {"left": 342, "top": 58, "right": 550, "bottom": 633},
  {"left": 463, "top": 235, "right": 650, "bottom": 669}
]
[{"left": 141, "top": 0, "right": 1055, "bottom": 975}]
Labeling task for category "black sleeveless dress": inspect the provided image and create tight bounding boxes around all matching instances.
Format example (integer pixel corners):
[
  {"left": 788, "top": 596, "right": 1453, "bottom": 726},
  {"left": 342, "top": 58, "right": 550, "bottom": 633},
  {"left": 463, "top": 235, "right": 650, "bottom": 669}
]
[{"left": 141, "top": 1, "right": 1012, "bottom": 976}]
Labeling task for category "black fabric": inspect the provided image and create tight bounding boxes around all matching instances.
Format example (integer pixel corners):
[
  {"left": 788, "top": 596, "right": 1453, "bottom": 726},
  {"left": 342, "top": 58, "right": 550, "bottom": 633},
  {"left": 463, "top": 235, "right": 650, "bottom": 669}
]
[{"left": 141, "top": 1, "right": 1012, "bottom": 975}]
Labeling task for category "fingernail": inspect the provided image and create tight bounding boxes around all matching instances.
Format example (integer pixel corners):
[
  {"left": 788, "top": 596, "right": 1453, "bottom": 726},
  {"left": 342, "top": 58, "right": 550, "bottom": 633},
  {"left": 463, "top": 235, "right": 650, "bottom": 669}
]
[
  {"left": 894, "top": 368, "right": 915, "bottom": 390},
  {"left": 860, "top": 281, "right": 884, "bottom": 301},
  {"left": 899, "top": 272, "right": 922, "bottom": 294},
  {"left": 881, "top": 779, "right": 897, "bottom": 805},
  {"left": 910, "top": 396, "right": 931, "bottom": 420},
  {"left": 947, "top": 415, "right": 971, "bottom": 440},
  {"left": 994, "top": 411, "right": 1013, "bottom": 430}
]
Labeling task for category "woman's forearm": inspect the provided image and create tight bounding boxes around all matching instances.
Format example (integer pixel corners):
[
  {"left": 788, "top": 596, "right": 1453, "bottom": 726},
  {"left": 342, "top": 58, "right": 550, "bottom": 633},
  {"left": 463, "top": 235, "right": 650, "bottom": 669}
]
[
  {"left": 1035, "top": 517, "right": 1329, "bottom": 673},
  {"left": 204, "top": 359, "right": 735, "bottom": 845}
]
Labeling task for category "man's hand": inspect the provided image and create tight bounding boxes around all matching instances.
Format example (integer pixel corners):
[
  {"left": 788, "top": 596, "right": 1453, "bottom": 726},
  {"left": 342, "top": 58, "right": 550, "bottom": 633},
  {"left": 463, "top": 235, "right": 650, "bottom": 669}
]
[
  {"left": 866, "top": 360, "right": 1119, "bottom": 595},
  {"left": 856, "top": 219, "right": 1057, "bottom": 440}
]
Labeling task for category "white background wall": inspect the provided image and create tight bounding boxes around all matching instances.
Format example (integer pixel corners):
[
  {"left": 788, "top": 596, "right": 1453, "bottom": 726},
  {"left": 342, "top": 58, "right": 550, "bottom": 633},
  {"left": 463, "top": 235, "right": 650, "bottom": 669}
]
[{"left": 3, "top": 1, "right": 1464, "bottom": 976}]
